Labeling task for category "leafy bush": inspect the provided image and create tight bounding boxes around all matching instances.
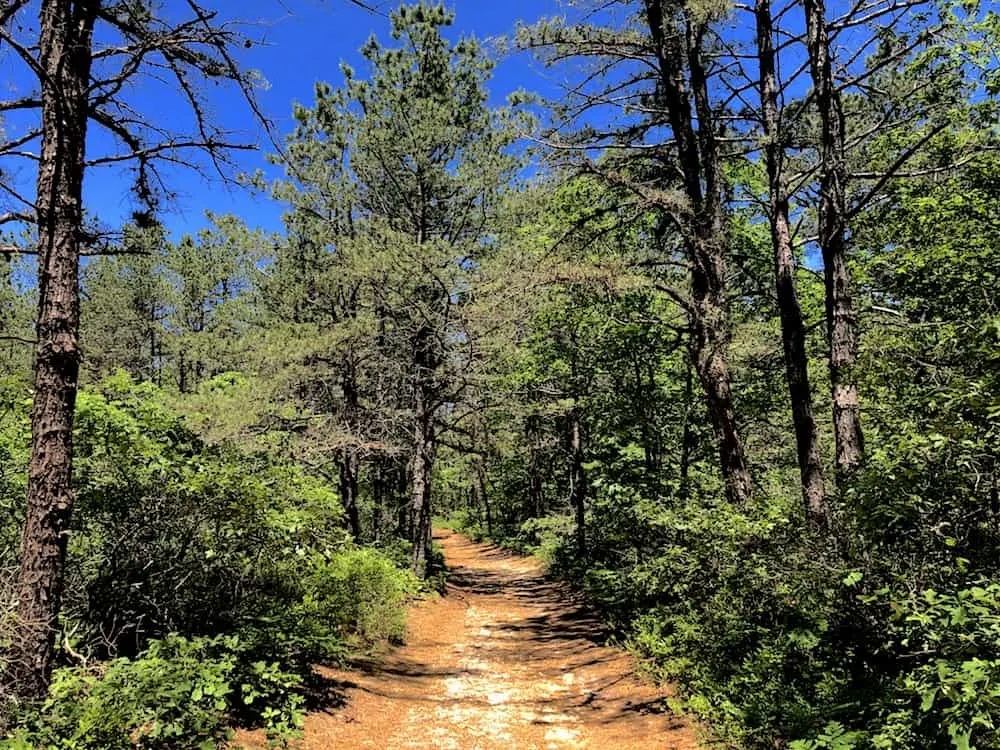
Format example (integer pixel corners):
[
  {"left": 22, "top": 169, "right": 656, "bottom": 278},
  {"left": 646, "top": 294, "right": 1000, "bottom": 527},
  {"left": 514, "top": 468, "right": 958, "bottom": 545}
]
[
  {"left": 513, "top": 515, "right": 576, "bottom": 564},
  {"left": 64, "top": 374, "right": 351, "bottom": 657},
  {"left": 306, "top": 548, "right": 419, "bottom": 645},
  {"left": 4, "top": 634, "right": 304, "bottom": 749},
  {"left": 0, "top": 374, "right": 420, "bottom": 746},
  {"left": 867, "top": 583, "right": 1000, "bottom": 750},
  {"left": 505, "top": 469, "right": 1000, "bottom": 750}
]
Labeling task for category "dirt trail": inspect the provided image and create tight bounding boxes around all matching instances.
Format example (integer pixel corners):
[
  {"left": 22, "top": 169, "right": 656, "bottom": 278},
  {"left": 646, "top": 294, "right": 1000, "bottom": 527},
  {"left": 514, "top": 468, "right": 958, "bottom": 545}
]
[{"left": 241, "top": 530, "right": 703, "bottom": 749}]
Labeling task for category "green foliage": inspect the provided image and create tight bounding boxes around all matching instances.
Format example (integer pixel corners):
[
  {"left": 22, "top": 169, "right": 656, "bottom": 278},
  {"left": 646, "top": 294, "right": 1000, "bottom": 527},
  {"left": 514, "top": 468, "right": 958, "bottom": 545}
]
[
  {"left": 7, "top": 2, "right": 998, "bottom": 747},
  {"left": 867, "top": 584, "right": 1000, "bottom": 750},
  {"left": 0, "top": 374, "right": 418, "bottom": 745},
  {"left": 299, "top": 548, "right": 419, "bottom": 646},
  {"left": 80, "top": 217, "right": 260, "bottom": 392},
  {"left": 5, "top": 634, "right": 303, "bottom": 749},
  {"left": 63, "top": 373, "right": 349, "bottom": 654},
  {"left": 487, "top": 470, "right": 1000, "bottom": 749}
]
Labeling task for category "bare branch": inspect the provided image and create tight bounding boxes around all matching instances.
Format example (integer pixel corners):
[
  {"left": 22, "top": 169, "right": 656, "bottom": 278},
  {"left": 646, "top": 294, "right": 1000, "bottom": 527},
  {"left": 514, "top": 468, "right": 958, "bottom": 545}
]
[{"left": 0, "top": 211, "right": 33, "bottom": 226}]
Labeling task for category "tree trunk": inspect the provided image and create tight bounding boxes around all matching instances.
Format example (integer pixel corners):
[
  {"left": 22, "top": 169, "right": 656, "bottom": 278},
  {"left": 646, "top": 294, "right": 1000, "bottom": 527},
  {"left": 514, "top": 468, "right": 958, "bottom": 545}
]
[
  {"left": 680, "top": 355, "right": 694, "bottom": 495},
  {"left": 476, "top": 457, "right": 493, "bottom": 537},
  {"left": 372, "top": 460, "right": 384, "bottom": 543},
  {"left": 178, "top": 350, "right": 189, "bottom": 394},
  {"left": 410, "top": 384, "right": 435, "bottom": 579},
  {"left": 803, "top": 0, "right": 865, "bottom": 476},
  {"left": 756, "top": 0, "right": 829, "bottom": 527},
  {"left": 526, "top": 414, "right": 544, "bottom": 517},
  {"left": 568, "top": 407, "right": 586, "bottom": 556},
  {"left": 688, "top": 263, "right": 753, "bottom": 506},
  {"left": 396, "top": 462, "right": 411, "bottom": 539},
  {"left": 337, "top": 448, "right": 361, "bottom": 541},
  {"left": 340, "top": 358, "right": 362, "bottom": 540},
  {"left": 13, "top": 0, "right": 97, "bottom": 699},
  {"left": 643, "top": 1, "right": 753, "bottom": 505}
]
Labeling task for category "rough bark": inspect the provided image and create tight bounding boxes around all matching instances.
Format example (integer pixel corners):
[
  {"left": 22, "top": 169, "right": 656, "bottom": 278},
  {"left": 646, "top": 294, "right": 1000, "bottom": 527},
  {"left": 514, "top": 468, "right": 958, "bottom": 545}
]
[
  {"left": 802, "top": 0, "right": 865, "bottom": 476},
  {"left": 409, "top": 379, "right": 436, "bottom": 579},
  {"left": 643, "top": 0, "right": 753, "bottom": 505},
  {"left": 13, "top": 0, "right": 97, "bottom": 699},
  {"left": 686, "top": 243, "right": 752, "bottom": 507},
  {"left": 756, "top": 0, "right": 829, "bottom": 527}
]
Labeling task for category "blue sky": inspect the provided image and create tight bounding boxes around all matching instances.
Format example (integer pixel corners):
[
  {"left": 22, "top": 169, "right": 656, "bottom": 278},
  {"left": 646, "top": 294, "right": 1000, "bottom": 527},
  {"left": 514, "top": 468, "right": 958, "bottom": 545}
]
[{"left": 82, "top": 0, "right": 565, "bottom": 239}]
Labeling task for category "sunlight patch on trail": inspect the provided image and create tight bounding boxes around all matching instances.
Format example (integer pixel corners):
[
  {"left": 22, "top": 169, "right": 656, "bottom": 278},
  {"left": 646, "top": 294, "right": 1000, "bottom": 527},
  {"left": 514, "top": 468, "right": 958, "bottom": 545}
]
[{"left": 419, "top": 604, "right": 585, "bottom": 749}]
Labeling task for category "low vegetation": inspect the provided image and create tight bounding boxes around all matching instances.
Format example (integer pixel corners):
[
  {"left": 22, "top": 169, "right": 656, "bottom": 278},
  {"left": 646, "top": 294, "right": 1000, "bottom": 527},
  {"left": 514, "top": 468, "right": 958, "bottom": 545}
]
[{"left": 0, "top": 376, "right": 419, "bottom": 747}]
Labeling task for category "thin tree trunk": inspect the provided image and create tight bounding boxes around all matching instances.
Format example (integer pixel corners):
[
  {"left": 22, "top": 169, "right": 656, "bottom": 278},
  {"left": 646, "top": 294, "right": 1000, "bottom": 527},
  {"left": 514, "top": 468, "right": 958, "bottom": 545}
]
[
  {"left": 526, "top": 414, "right": 543, "bottom": 517},
  {"left": 178, "top": 350, "right": 188, "bottom": 394},
  {"left": 476, "top": 457, "right": 492, "bottom": 536},
  {"left": 13, "top": 0, "right": 97, "bottom": 699},
  {"left": 635, "top": 356, "right": 656, "bottom": 473},
  {"left": 803, "top": 0, "right": 864, "bottom": 476},
  {"left": 408, "top": 189, "right": 438, "bottom": 578},
  {"left": 680, "top": 355, "right": 694, "bottom": 495},
  {"left": 372, "top": 459, "right": 384, "bottom": 543},
  {"left": 568, "top": 406, "right": 586, "bottom": 556},
  {"left": 396, "top": 462, "right": 410, "bottom": 539},
  {"left": 340, "top": 357, "right": 362, "bottom": 540},
  {"left": 756, "top": 0, "right": 829, "bottom": 527},
  {"left": 338, "top": 448, "right": 361, "bottom": 541}
]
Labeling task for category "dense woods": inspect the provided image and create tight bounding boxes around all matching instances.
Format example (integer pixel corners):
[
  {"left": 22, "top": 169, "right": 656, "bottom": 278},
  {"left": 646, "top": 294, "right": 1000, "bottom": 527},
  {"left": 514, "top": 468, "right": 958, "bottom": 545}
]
[{"left": 1, "top": 0, "right": 999, "bottom": 747}]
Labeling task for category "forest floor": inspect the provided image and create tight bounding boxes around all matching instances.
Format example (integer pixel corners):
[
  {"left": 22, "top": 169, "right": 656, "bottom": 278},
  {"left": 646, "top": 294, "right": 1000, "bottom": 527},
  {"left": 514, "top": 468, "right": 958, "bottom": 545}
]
[{"left": 237, "top": 530, "right": 704, "bottom": 749}]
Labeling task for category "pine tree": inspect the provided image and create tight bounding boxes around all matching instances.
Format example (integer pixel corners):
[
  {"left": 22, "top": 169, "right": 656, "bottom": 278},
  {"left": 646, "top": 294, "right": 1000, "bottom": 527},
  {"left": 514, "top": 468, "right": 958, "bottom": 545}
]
[
  {"left": 271, "top": 2, "right": 517, "bottom": 575},
  {"left": 1, "top": 0, "right": 266, "bottom": 697}
]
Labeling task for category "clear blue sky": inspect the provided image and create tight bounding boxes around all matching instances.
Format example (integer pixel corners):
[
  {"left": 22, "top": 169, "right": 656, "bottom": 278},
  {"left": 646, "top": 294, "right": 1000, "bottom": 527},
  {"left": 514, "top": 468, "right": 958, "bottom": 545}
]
[{"left": 81, "top": 0, "right": 565, "bottom": 240}]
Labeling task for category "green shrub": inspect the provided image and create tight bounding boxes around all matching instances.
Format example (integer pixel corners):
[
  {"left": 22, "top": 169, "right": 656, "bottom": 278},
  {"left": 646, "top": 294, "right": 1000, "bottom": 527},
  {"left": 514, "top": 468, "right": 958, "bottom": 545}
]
[
  {"left": 305, "top": 548, "right": 419, "bottom": 645},
  {"left": 0, "top": 375, "right": 419, "bottom": 747},
  {"left": 4, "top": 634, "right": 304, "bottom": 750},
  {"left": 519, "top": 470, "right": 1000, "bottom": 750},
  {"left": 867, "top": 583, "right": 1000, "bottom": 750},
  {"left": 64, "top": 377, "right": 351, "bottom": 656},
  {"left": 515, "top": 515, "right": 576, "bottom": 563}
]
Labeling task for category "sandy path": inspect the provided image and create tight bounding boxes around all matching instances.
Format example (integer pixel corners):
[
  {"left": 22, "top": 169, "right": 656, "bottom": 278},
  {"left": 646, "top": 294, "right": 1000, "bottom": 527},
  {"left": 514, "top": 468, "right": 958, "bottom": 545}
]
[{"left": 239, "top": 530, "right": 703, "bottom": 749}]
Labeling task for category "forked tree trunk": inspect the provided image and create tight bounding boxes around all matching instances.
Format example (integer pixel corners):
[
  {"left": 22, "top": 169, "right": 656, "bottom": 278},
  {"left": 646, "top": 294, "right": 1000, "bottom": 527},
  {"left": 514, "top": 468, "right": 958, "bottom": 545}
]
[
  {"left": 13, "top": 0, "right": 98, "bottom": 699},
  {"left": 803, "top": 0, "right": 865, "bottom": 477},
  {"left": 756, "top": 0, "right": 829, "bottom": 527},
  {"left": 643, "top": 0, "right": 753, "bottom": 505}
]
